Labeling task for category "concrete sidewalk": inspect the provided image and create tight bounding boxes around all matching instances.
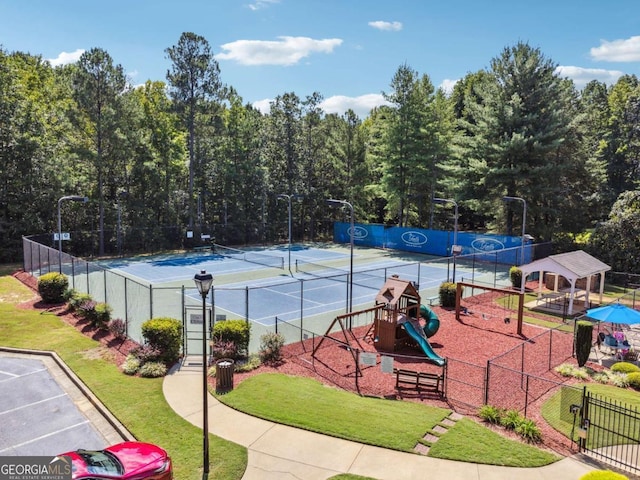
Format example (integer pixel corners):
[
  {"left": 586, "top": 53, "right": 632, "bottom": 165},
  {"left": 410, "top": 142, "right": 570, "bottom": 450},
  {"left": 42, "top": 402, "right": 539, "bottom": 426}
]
[{"left": 162, "top": 361, "right": 598, "bottom": 480}]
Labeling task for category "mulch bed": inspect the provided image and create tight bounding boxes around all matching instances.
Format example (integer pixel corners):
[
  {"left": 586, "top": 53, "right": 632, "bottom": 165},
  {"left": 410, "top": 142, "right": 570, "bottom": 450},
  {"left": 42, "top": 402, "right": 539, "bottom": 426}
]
[{"left": 13, "top": 271, "right": 586, "bottom": 457}]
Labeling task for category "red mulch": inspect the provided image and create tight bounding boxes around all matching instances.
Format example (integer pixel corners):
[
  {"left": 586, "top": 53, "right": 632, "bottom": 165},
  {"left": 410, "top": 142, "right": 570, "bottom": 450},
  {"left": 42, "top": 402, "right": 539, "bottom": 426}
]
[{"left": 13, "top": 271, "right": 586, "bottom": 457}]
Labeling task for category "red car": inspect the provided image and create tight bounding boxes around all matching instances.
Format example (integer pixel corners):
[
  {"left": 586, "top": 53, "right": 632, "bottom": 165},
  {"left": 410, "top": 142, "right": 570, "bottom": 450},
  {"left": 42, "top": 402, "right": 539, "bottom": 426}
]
[{"left": 60, "top": 441, "right": 172, "bottom": 480}]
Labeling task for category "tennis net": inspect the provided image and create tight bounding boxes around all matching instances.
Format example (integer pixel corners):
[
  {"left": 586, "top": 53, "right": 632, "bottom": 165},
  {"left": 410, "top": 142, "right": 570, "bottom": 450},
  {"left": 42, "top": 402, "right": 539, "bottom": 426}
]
[
  {"left": 213, "top": 243, "right": 285, "bottom": 269},
  {"left": 295, "top": 259, "right": 387, "bottom": 290}
]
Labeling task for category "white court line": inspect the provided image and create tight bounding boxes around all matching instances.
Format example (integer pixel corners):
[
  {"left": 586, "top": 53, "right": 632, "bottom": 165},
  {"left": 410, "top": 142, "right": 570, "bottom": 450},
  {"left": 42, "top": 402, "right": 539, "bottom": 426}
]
[
  {"left": 0, "top": 393, "right": 68, "bottom": 416},
  {"left": 0, "top": 420, "right": 90, "bottom": 453}
]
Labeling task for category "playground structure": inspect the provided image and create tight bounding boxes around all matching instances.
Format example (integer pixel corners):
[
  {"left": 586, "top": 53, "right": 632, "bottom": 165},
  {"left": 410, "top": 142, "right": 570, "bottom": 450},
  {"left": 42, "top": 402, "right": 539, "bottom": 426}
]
[
  {"left": 372, "top": 275, "right": 446, "bottom": 366},
  {"left": 455, "top": 281, "right": 525, "bottom": 336},
  {"left": 311, "top": 275, "right": 447, "bottom": 367}
]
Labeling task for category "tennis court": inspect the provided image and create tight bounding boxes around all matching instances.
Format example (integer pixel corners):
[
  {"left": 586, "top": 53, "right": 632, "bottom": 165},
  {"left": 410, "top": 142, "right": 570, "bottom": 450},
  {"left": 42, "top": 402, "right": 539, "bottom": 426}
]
[{"left": 98, "top": 244, "right": 455, "bottom": 327}]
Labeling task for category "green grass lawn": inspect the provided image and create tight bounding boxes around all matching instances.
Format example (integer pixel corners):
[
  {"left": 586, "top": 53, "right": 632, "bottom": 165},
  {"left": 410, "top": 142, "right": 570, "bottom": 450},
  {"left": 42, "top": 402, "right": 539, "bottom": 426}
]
[
  {"left": 0, "top": 273, "right": 246, "bottom": 480},
  {"left": 218, "top": 373, "right": 560, "bottom": 466},
  {"left": 542, "top": 382, "right": 640, "bottom": 449}
]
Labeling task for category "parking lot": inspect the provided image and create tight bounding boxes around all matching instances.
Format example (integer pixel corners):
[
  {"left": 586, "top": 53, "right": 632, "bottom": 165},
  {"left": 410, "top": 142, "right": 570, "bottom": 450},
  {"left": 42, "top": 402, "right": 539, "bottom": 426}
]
[{"left": 0, "top": 351, "right": 131, "bottom": 455}]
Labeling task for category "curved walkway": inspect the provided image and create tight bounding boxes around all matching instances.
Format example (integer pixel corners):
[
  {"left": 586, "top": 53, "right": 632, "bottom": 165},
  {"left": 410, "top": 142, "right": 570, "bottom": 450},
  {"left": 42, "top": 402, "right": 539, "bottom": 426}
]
[{"left": 162, "top": 361, "right": 598, "bottom": 480}]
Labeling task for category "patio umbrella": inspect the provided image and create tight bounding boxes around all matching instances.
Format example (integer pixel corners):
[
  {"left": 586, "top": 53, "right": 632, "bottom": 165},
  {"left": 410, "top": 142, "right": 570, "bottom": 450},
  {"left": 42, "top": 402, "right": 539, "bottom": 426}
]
[{"left": 586, "top": 303, "right": 640, "bottom": 326}]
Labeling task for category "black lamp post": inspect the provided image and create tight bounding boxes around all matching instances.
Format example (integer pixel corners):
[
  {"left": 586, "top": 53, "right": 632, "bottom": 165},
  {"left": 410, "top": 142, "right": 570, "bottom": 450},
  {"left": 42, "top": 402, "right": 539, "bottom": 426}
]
[
  {"left": 502, "top": 196, "right": 527, "bottom": 265},
  {"left": 57, "top": 195, "right": 88, "bottom": 273},
  {"left": 277, "top": 194, "right": 303, "bottom": 272},
  {"left": 326, "top": 199, "right": 354, "bottom": 315},
  {"left": 194, "top": 270, "right": 214, "bottom": 480},
  {"left": 433, "top": 198, "right": 459, "bottom": 282}
]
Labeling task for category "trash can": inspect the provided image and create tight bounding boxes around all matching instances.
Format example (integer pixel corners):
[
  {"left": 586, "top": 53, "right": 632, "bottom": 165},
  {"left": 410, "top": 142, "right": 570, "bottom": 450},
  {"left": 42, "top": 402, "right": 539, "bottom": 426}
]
[{"left": 215, "top": 358, "right": 235, "bottom": 393}]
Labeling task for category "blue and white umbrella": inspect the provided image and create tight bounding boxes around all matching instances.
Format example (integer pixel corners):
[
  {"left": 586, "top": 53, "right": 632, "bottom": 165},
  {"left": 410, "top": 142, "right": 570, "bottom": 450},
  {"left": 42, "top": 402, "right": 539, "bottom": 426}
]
[{"left": 586, "top": 303, "right": 640, "bottom": 326}]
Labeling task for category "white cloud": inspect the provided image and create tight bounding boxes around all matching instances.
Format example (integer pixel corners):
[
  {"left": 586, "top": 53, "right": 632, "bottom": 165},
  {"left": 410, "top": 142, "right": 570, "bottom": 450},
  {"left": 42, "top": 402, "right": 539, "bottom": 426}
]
[
  {"left": 253, "top": 93, "right": 390, "bottom": 118},
  {"left": 368, "top": 20, "right": 403, "bottom": 32},
  {"left": 217, "top": 36, "right": 343, "bottom": 66},
  {"left": 252, "top": 98, "right": 272, "bottom": 114},
  {"left": 555, "top": 65, "right": 625, "bottom": 88},
  {"left": 590, "top": 35, "right": 640, "bottom": 62},
  {"left": 439, "top": 79, "right": 459, "bottom": 95},
  {"left": 320, "top": 94, "right": 391, "bottom": 117},
  {"left": 47, "top": 49, "right": 85, "bottom": 66},
  {"left": 246, "top": 0, "right": 280, "bottom": 10}
]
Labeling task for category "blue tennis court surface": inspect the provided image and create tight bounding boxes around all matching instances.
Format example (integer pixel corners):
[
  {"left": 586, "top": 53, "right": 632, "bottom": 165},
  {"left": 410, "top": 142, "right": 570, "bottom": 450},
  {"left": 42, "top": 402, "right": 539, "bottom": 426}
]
[{"left": 99, "top": 244, "right": 456, "bottom": 326}]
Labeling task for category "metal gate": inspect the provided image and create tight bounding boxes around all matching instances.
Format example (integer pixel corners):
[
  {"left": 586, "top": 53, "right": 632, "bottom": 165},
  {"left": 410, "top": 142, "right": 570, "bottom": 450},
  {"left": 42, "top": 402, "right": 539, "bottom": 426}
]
[
  {"left": 183, "top": 305, "right": 211, "bottom": 359},
  {"left": 574, "top": 387, "right": 640, "bottom": 474}
]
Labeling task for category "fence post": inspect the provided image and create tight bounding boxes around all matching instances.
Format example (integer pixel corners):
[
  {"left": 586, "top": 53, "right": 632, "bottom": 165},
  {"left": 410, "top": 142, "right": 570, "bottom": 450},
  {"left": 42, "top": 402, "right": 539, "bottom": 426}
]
[
  {"left": 245, "top": 286, "right": 249, "bottom": 323},
  {"left": 484, "top": 359, "right": 490, "bottom": 405},
  {"left": 524, "top": 375, "right": 529, "bottom": 417}
]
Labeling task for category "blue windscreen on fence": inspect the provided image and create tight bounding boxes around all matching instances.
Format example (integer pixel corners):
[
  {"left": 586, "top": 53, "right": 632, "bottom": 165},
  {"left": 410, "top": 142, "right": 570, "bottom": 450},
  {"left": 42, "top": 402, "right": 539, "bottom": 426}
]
[{"left": 332, "top": 222, "right": 532, "bottom": 264}]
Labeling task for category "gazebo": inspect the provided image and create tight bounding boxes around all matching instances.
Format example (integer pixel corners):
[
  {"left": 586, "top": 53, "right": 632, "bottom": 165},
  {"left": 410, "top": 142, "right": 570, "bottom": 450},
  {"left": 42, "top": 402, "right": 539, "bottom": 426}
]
[{"left": 519, "top": 250, "right": 611, "bottom": 315}]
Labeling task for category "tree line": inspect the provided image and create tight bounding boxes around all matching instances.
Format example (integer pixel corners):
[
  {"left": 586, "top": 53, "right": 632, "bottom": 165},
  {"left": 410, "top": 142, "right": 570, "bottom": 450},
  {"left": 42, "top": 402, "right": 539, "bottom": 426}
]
[{"left": 1, "top": 33, "right": 639, "bottom": 273}]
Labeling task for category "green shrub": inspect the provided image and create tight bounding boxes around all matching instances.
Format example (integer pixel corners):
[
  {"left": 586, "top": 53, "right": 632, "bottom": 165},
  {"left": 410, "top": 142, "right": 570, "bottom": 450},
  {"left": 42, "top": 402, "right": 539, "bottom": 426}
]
[
  {"left": 76, "top": 300, "right": 111, "bottom": 328},
  {"left": 515, "top": 418, "right": 542, "bottom": 443},
  {"left": 234, "top": 354, "right": 261, "bottom": 373},
  {"left": 575, "top": 321, "right": 594, "bottom": 367},
  {"left": 554, "top": 363, "right": 590, "bottom": 379},
  {"left": 141, "top": 317, "right": 183, "bottom": 365},
  {"left": 259, "top": 332, "right": 285, "bottom": 364},
  {"left": 611, "top": 361, "right": 640, "bottom": 374},
  {"left": 212, "top": 320, "right": 250, "bottom": 356},
  {"left": 67, "top": 291, "right": 92, "bottom": 312},
  {"left": 608, "top": 373, "right": 630, "bottom": 388},
  {"left": 138, "top": 361, "right": 168, "bottom": 378},
  {"left": 122, "top": 354, "right": 140, "bottom": 375},
  {"left": 627, "top": 372, "right": 640, "bottom": 390},
  {"left": 438, "top": 282, "right": 458, "bottom": 308},
  {"left": 37, "top": 272, "right": 69, "bottom": 304},
  {"left": 509, "top": 266, "right": 522, "bottom": 288},
  {"left": 579, "top": 470, "right": 629, "bottom": 480},
  {"left": 478, "top": 405, "right": 502, "bottom": 424},
  {"left": 500, "top": 409, "right": 523, "bottom": 430}
]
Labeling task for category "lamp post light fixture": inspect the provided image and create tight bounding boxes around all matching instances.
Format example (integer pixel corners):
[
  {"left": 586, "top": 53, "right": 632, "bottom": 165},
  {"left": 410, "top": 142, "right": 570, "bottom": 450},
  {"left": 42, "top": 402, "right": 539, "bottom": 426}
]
[
  {"left": 57, "top": 195, "right": 88, "bottom": 273},
  {"left": 433, "top": 197, "right": 459, "bottom": 282},
  {"left": 502, "top": 196, "right": 527, "bottom": 266},
  {"left": 326, "top": 199, "right": 354, "bottom": 316},
  {"left": 193, "top": 270, "right": 214, "bottom": 480},
  {"left": 277, "top": 194, "right": 303, "bottom": 272}
]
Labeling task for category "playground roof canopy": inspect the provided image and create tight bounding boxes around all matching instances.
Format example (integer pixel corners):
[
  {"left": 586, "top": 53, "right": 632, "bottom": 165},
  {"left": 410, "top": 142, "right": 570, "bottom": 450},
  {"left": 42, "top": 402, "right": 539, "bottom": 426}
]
[{"left": 375, "top": 275, "right": 419, "bottom": 306}]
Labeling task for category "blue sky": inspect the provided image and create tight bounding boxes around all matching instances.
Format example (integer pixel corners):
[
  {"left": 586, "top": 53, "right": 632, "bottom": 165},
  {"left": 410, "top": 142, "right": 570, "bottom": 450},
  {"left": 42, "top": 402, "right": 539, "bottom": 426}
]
[{"left": 1, "top": 0, "right": 639, "bottom": 117}]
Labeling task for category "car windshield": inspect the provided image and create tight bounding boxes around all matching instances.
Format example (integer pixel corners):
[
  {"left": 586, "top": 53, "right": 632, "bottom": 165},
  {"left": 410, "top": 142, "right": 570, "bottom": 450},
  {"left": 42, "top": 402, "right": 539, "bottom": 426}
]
[{"left": 77, "top": 450, "right": 124, "bottom": 476}]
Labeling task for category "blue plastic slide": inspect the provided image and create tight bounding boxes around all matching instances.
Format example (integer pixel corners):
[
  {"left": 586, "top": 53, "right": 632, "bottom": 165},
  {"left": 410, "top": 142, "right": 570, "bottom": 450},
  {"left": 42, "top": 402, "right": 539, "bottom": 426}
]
[{"left": 402, "top": 320, "right": 446, "bottom": 366}]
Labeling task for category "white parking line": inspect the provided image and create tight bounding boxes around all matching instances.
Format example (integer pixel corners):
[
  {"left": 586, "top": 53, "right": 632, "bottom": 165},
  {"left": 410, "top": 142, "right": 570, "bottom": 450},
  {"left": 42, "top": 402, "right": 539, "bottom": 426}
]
[
  {"left": 0, "top": 421, "right": 90, "bottom": 453},
  {"left": 0, "top": 393, "right": 67, "bottom": 415},
  {"left": 0, "top": 367, "right": 47, "bottom": 383}
]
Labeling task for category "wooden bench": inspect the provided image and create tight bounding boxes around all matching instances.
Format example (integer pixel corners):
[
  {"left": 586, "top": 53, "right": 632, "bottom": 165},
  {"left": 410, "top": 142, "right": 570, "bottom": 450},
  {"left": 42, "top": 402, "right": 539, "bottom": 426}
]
[{"left": 394, "top": 368, "right": 442, "bottom": 393}]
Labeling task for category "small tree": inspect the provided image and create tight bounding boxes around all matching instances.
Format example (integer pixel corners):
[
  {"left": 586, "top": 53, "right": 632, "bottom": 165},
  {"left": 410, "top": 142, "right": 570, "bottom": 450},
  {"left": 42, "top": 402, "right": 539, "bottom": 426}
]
[
  {"left": 575, "top": 320, "right": 594, "bottom": 367},
  {"left": 509, "top": 266, "right": 523, "bottom": 288},
  {"left": 439, "top": 282, "right": 458, "bottom": 308}
]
